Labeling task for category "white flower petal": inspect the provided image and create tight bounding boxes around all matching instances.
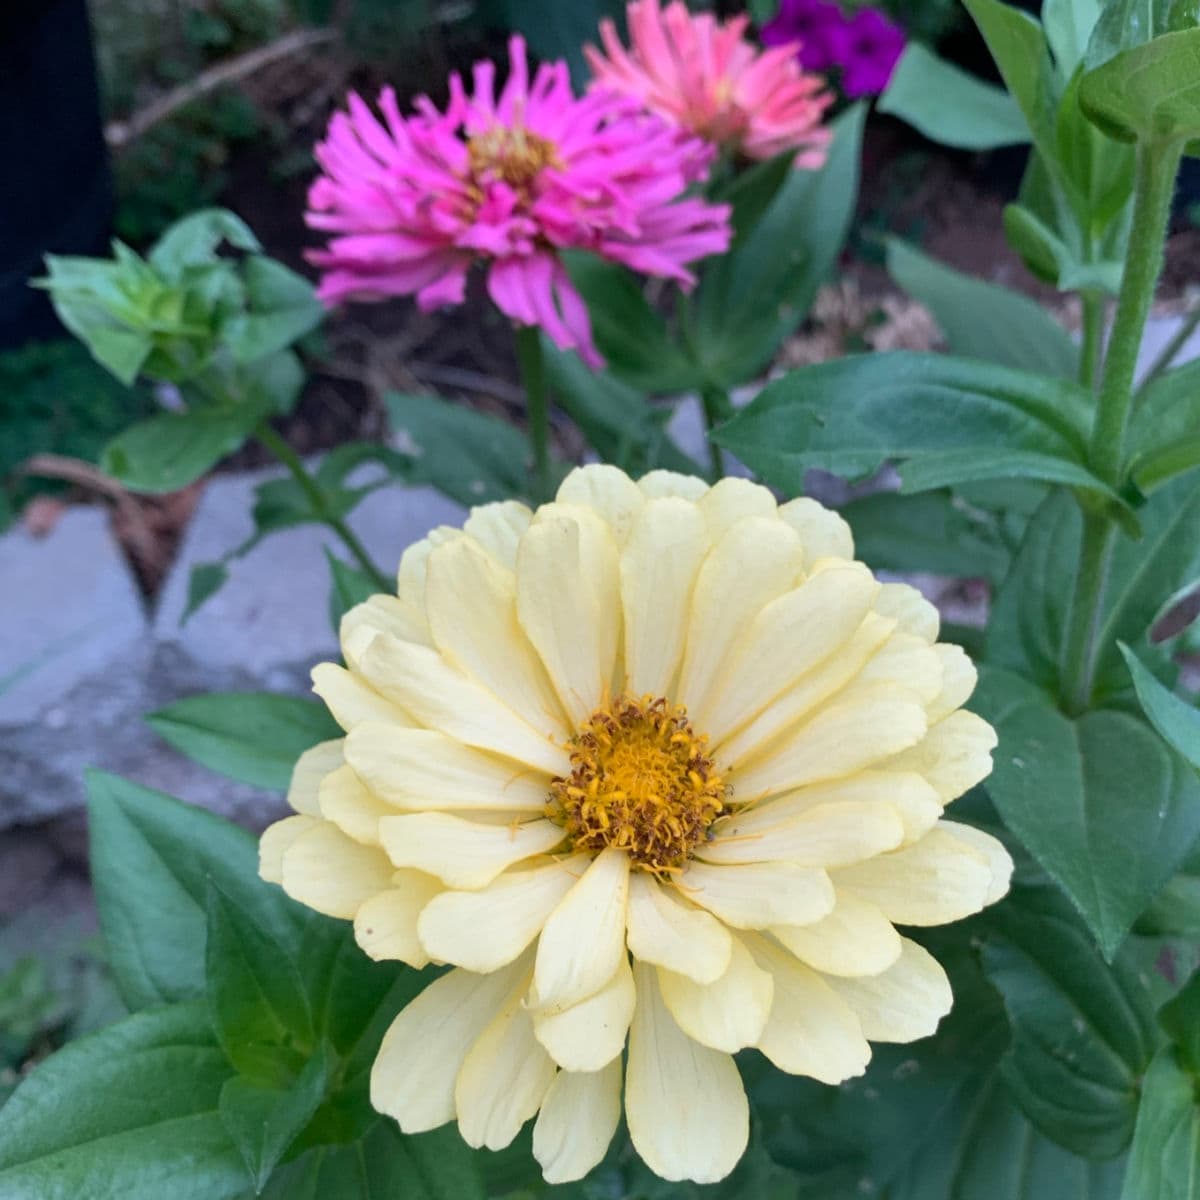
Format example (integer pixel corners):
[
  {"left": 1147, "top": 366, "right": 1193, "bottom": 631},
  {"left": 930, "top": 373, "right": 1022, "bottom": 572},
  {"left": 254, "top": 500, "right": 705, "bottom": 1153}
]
[
  {"left": 825, "top": 937, "right": 953, "bottom": 1042},
  {"left": 621, "top": 498, "right": 710, "bottom": 697},
  {"left": 259, "top": 814, "right": 321, "bottom": 884},
  {"left": 832, "top": 827, "right": 994, "bottom": 925},
  {"left": 311, "top": 662, "right": 411, "bottom": 731},
  {"left": 626, "top": 961, "right": 748, "bottom": 1185},
  {"left": 455, "top": 970, "right": 557, "bottom": 1151},
  {"left": 927, "top": 643, "right": 978, "bottom": 724},
  {"left": 318, "top": 763, "right": 393, "bottom": 844},
  {"left": 626, "top": 873, "right": 732, "bottom": 984},
  {"left": 353, "top": 872, "right": 443, "bottom": 967},
  {"left": 532, "top": 848, "right": 630, "bottom": 1013},
  {"left": 680, "top": 860, "right": 834, "bottom": 929},
  {"left": 777, "top": 496, "right": 854, "bottom": 567},
  {"left": 516, "top": 504, "right": 621, "bottom": 725},
  {"left": 937, "top": 820, "right": 1013, "bottom": 904},
  {"left": 371, "top": 957, "right": 528, "bottom": 1132},
  {"left": 556, "top": 464, "right": 646, "bottom": 546},
  {"left": 699, "top": 798, "right": 904, "bottom": 868},
  {"left": 417, "top": 857, "right": 585, "bottom": 972},
  {"left": 638, "top": 470, "right": 710, "bottom": 501},
  {"left": 533, "top": 1061, "right": 622, "bottom": 1184},
  {"left": 697, "top": 477, "right": 777, "bottom": 541},
  {"left": 745, "top": 933, "right": 871, "bottom": 1084},
  {"left": 345, "top": 725, "right": 551, "bottom": 813},
  {"left": 463, "top": 500, "right": 532, "bottom": 569},
  {"left": 340, "top": 595, "right": 431, "bottom": 662},
  {"left": 425, "top": 535, "right": 567, "bottom": 738},
  {"left": 287, "top": 739, "right": 344, "bottom": 816},
  {"left": 771, "top": 890, "right": 902, "bottom": 977},
  {"left": 280, "top": 821, "right": 394, "bottom": 919},
  {"left": 358, "top": 634, "right": 570, "bottom": 776},
  {"left": 658, "top": 933, "right": 773, "bottom": 1053},
  {"left": 532, "top": 954, "right": 635, "bottom": 1071},
  {"left": 854, "top": 633, "right": 944, "bottom": 705},
  {"left": 874, "top": 582, "right": 939, "bottom": 642},
  {"left": 882, "top": 709, "right": 997, "bottom": 802}
]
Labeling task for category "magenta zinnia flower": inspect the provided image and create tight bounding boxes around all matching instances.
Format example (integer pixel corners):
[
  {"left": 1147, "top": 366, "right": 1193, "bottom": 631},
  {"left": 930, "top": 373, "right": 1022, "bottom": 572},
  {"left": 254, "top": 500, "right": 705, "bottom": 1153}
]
[
  {"left": 305, "top": 36, "right": 731, "bottom": 368},
  {"left": 829, "top": 7, "right": 906, "bottom": 98},
  {"left": 760, "top": 0, "right": 843, "bottom": 73},
  {"left": 585, "top": 0, "right": 833, "bottom": 167}
]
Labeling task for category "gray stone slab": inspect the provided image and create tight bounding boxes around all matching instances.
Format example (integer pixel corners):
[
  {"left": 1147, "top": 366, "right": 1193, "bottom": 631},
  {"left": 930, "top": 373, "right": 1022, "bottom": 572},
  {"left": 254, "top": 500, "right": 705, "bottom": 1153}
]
[
  {"left": 154, "top": 466, "right": 465, "bottom": 675},
  {"left": 0, "top": 507, "right": 147, "bottom": 727},
  {"left": 1137, "top": 313, "right": 1200, "bottom": 382}
]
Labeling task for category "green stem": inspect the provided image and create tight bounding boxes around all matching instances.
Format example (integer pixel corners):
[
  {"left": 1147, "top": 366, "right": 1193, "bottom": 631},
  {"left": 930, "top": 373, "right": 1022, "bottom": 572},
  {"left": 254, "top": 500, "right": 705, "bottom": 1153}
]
[
  {"left": 255, "top": 421, "right": 390, "bottom": 592},
  {"left": 1136, "top": 302, "right": 1200, "bottom": 394},
  {"left": 1060, "top": 510, "right": 1116, "bottom": 714},
  {"left": 701, "top": 385, "right": 733, "bottom": 482},
  {"left": 1079, "top": 290, "right": 1105, "bottom": 391},
  {"left": 515, "top": 324, "right": 552, "bottom": 502}
]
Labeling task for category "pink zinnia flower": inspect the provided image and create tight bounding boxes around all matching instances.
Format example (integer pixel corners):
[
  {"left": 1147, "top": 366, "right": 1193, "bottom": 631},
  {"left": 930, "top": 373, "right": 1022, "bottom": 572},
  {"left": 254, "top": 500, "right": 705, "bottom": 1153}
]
[
  {"left": 585, "top": 0, "right": 833, "bottom": 167},
  {"left": 305, "top": 35, "right": 731, "bottom": 368}
]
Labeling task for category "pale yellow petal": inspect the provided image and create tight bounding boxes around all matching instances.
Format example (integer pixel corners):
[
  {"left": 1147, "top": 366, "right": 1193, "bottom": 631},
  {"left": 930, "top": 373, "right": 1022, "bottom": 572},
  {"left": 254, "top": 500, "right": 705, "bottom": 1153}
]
[
  {"left": 533, "top": 1061, "right": 622, "bottom": 1185},
  {"left": 745, "top": 933, "right": 871, "bottom": 1084},
  {"left": 825, "top": 937, "right": 952, "bottom": 1042},
  {"left": 532, "top": 954, "right": 635, "bottom": 1071},
  {"left": 874, "top": 582, "right": 939, "bottom": 642},
  {"left": 679, "top": 860, "right": 834, "bottom": 929},
  {"left": 927, "top": 643, "right": 978, "bottom": 724},
  {"left": 732, "top": 690, "right": 928, "bottom": 800},
  {"left": 417, "top": 857, "right": 585, "bottom": 972},
  {"left": 311, "top": 662, "right": 411, "bottom": 732},
  {"left": 556, "top": 464, "right": 646, "bottom": 546},
  {"left": 777, "top": 496, "right": 854, "bottom": 567},
  {"left": 938, "top": 820, "right": 1013, "bottom": 904},
  {"left": 697, "top": 563, "right": 880, "bottom": 740},
  {"left": 358, "top": 634, "right": 569, "bottom": 776},
  {"left": 697, "top": 477, "right": 777, "bottom": 541},
  {"left": 280, "top": 820, "right": 394, "bottom": 918},
  {"left": 379, "top": 812, "right": 564, "bottom": 888},
  {"left": 832, "top": 827, "right": 994, "bottom": 925},
  {"left": 345, "top": 724, "right": 551, "bottom": 813},
  {"left": 620, "top": 498, "right": 710, "bottom": 697},
  {"left": 425, "top": 535, "right": 567, "bottom": 738},
  {"left": 854, "top": 633, "right": 944, "bottom": 705},
  {"left": 318, "top": 763, "right": 393, "bottom": 844},
  {"left": 353, "top": 872, "right": 443, "bottom": 967},
  {"left": 395, "top": 534, "right": 435, "bottom": 609},
  {"left": 287, "top": 739, "right": 344, "bottom": 816},
  {"left": 455, "top": 970, "right": 557, "bottom": 1151},
  {"left": 699, "top": 798, "right": 904, "bottom": 868},
  {"left": 340, "top": 594, "right": 430, "bottom": 663},
  {"left": 516, "top": 504, "right": 621, "bottom": 725},
  {"left": 259, "top": 814, "right": 321, "bottom": 884},
  {"left": 676, "top": 516, "right": 802, "bottom": 715},
  {"left": 626, "top": 961, "right": 748, "bottom": 1184},
  {"left": 658, "top": 933, "right": 773, "bottom": 1053},
  {"left": 883, "top": 709, "right": 997, "bottom": 802},
  {"left": 626, "top": 873, "right": 731, "bottom": 984},
  {"left": 638, "top": 470, "right": 710, "bottom": 501},
  {"left": 463, "top": 500, "right": 532, "bottom": 569},
  {"left": 371, "top": 957, "right": 527, "bottom": 1132},
  {"left": 532, "top": 848, "right": 630, "bottom": 1013},
  {"left": 771, "top": 890, "right": 901, "bottom": 977}
]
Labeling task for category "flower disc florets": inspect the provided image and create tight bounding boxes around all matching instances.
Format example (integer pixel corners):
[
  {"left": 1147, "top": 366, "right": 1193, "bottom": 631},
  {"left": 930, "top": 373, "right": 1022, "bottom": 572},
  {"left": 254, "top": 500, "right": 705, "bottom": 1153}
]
[{"left": 548, "top": 695, "right": 727, "bottom": 874}]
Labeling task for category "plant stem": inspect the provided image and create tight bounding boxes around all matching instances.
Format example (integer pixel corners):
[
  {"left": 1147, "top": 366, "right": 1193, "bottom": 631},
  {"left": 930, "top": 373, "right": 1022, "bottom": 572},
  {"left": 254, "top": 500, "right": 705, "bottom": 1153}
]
[
  {"left": 1136, "top": 301, "right": 1200, "bottom": 394},
  {"left": 701, "top": 384, "right": 732, "bottom": 481},
  {"left": 255, "top": 421, "right": 391, "bottom": 592},
  {"left": 1079, "top": 289, "right": 1105, "bottom": 391},
  {"left": 515, "top": 324, "right": 552, "bottom": 502},
  {"left": 1061, "top": 509, "right": 1116, "bottom": 714}
]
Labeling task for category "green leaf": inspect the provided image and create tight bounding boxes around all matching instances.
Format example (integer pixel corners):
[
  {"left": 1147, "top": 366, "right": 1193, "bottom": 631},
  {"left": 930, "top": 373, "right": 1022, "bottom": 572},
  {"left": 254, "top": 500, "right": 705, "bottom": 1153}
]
[
  {"left": 715, "top": 150, "right": 794, "bottom": 247},
  {"left": 1044, "top": 0, "right": 1105, "bottom": 75},
  {"left": 385, "top": 391, "right": 543, "bottom": 505},
  {"left": 688, "top": 104, "right": 865, "bottom": 388},
  {"left": 146, "top": 692, "right": 341, "bottom": 791},
  {"left": 1136, "top": 844, "right": 1200, "bottom": 935},
  {"left": 886, "top": 239, "right": 1079, "bottom": 377},
  {"left": 1129, "top": 358, "right": 1200, "bottom": 491},
  {"left": 101, "top": 401, "right": 270, "bottom": 493},
  {"left": 219, "top": 1046, "right": 332, "bottom": 1193},
  {"left": 1084, "top": 0, "right": 1196, "bottom": 70},
  {"left": 712, "top": 352, "right": 1113, "bottom": 503},
  {"left": 225, "top": 258, "right": 324, "bottom": 365},
  {"left": 1121, "top": 644, "right": 1200, "bottom": 770},
  {"left": 879, "top": 44, "right": 1030, "bottom": 149},
  {"left": 86, "top": 771, "right": 302, "bottom": 1010},
  {"left": 326, "top": 550, "right": 379, "bottom": 633},
  {"left": 206, "top": 883, "right": 313, "bottom": 1078},
  {"left": 149, "top": 209, "right": 261, "bottom": 280},
  {"left": 1162, "top": 967, "right": 1200, "bottom": 1073},
  {"left": 0, "top": 1002, "right": 247, "bottom": 1200},
  {"left": 183, "top": 561, "right": 230, "bottom": 625},
  {"left": 981, "top": 884, "right": 1159, "bottom": 1157},
  {"left": 973, "top": 666, "right": 1200, "bottom": 958},
  {"left": 1081, "top": 29, "right": 1200, "bottom": 143},
  {"left": 1119, "top": 1046, "right": 1200, "bottom": 1199}
]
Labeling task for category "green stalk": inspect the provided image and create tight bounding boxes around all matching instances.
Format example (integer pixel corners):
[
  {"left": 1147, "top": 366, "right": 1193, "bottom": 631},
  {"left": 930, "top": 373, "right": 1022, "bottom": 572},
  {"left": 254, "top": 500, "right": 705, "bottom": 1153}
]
[
  {"left": 701, "top": 384, "right": 733, "bottom": 482},
  {"left": 515, "top": 324, "right": 552, "bottom": 502},
  {"left": 255, "top": 421, "right": 391, "bottom": 593},
  {"left": 1061, "top": 140, "right": 1181, "bottom": 713}
]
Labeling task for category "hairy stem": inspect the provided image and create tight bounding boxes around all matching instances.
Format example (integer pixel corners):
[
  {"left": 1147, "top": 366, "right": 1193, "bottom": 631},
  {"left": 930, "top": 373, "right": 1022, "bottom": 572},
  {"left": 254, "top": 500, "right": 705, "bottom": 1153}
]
[{"left": 701, "top": 384, "right": 733, "bottom": 481}]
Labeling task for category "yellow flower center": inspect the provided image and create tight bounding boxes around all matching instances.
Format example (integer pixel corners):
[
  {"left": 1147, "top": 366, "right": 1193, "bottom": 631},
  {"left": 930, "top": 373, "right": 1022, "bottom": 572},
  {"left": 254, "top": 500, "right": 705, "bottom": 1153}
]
[
  {"left": 546, "top": 695, "right": 728, "bottom": 876},
  {"left": 467, "top": 125, "right": 562, "bottom": 192}
]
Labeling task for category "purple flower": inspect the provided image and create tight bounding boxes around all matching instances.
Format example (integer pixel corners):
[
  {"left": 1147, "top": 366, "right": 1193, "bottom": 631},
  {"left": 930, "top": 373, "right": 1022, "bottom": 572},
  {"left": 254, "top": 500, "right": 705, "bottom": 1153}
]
[
  {"left": 828, "top": 7, "right": 907, "bottom": 97},
  {"left": 760, "top": 0, "right": 844, "bottom": 74}
]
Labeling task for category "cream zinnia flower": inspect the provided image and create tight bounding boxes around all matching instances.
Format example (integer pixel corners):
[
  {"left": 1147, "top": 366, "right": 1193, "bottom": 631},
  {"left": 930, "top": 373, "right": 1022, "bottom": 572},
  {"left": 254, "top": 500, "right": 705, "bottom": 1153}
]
[{"left": 260, "top": 465, "right": 1012, "bottom": 1184}]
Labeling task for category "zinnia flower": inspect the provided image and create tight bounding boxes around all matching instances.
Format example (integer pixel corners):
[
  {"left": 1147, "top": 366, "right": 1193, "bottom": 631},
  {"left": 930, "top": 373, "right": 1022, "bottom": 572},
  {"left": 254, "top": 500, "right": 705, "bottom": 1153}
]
[
  {"left": 585, "top": 0, "right": 833, "bottom": 166},
  {"left": 830, "top": 7, "right": 907, "bottom": 98},
  {"left": 305, "top": 36, "right": 731, "bottom": 368},
  {"left": 260, "top": 465, "right": 1012, "bottom": 1185},
  {"left": 760, "top": 0, "right": 843, "bottom": 73}
]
